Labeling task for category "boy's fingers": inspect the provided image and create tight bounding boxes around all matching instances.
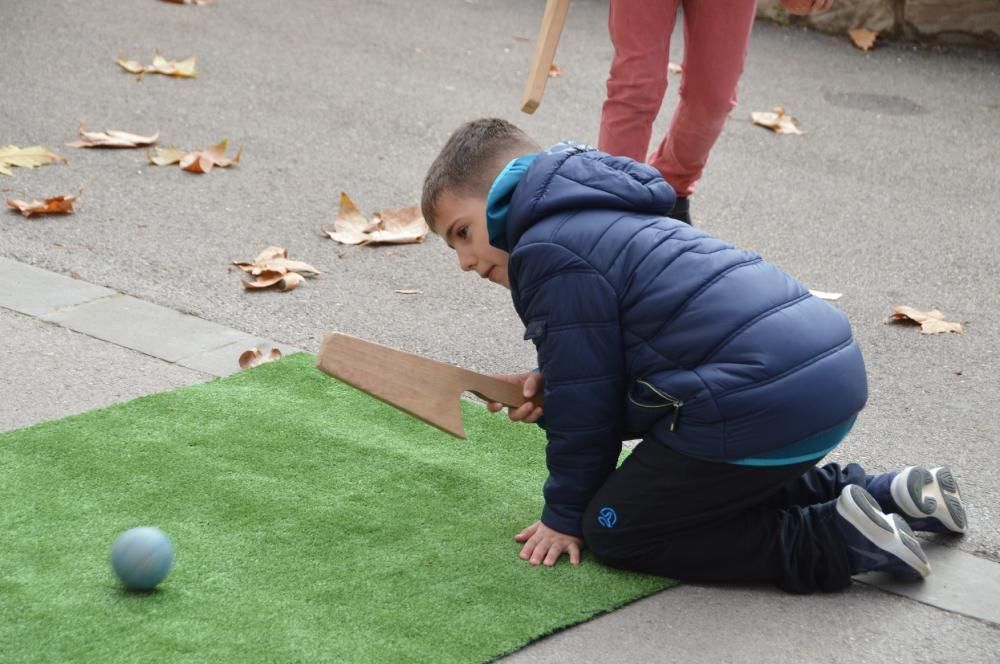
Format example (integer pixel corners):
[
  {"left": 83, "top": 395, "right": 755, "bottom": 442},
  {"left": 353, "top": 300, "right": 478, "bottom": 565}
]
[
  {"left": 569, "top": 544, "right": 581, "bottom": 565},
  {"left": 543, "top": 545, "right": 562, "bottom": 567},
  {"left": 515, "top": 522, "right": 538, "bottom": 541},
  {"left": 510, "top": 403, "right": 533, "bottom": 421},
  {"left": 525, "top": 406, "right": 544, "bottom": 423},
  {"left": 487, "top": 402, "right": 503, "bottom": 413},
  {"left": 523, "top": 372, "right": 543, "bottom": 397}
]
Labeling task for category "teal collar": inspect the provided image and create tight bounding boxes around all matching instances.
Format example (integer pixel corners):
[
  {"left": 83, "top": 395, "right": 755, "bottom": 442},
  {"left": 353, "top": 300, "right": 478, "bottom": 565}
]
[{"left": 485, "top": 153, "right": 538, "bottom": 251}]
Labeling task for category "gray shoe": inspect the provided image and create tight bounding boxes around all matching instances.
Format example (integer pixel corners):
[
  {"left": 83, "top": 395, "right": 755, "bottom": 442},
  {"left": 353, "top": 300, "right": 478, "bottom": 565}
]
[
  {"left": 835, "top": 484, "right": 931, "bottom": 580},
  {"left": 891, "top": 466, "right": 968, "bottom": 534}
]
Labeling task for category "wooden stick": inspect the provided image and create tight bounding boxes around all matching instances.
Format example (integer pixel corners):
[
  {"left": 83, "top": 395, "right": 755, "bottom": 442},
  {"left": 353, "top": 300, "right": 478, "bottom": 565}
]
[
  {"left": 317, "top": 332, "right": 543, "bottom": 439},
  {"left": 520, "top": 0, "right": 571, "bottom": 114}
]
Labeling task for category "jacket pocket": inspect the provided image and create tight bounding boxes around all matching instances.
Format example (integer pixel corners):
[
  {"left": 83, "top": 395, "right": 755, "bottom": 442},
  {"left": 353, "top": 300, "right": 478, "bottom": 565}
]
[{"left": 627, "top": 379, "right": 683, "bottom": 433}]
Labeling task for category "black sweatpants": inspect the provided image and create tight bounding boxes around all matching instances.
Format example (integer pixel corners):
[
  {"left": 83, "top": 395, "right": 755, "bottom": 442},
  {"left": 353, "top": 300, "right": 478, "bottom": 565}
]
[{"left": 581, "top": 440, "right": 868, "bottom": 594}]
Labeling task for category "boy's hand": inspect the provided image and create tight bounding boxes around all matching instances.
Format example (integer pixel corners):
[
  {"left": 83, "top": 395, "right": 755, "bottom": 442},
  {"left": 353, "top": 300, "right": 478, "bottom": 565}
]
[
  {"left": 514, "top": 520, "right": 583, "bottom": 567},
  {"left": 487, "top": 371, "right": 544, "bottom": 423},
  {"left": 780, "top": 0, "right": 833, "bottom": 15}
]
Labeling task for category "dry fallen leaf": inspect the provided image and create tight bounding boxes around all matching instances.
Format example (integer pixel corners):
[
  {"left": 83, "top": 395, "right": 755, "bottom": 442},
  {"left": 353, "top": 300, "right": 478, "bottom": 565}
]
[
  {"left": 6, "top": 194, "right": 77, "bottom": 218},
  {"left": 0, "top": 145, "right": 66, "bottom": 176},
  {"left": 668, "top": 62, "right": 683, "bottom": 75},
  {"left": 67, "top": 122, "right": 159, "bottom": 149},
  {"left": 278, "top": 272, "right": 304, "bottom": 291},
  {"left": 394, "top": 289, "right": 421, "bottom": 295},
  {"left": 239, "top": 347, "right": 282, "bottom": 370},
  {"left": 117, "top": 52, "right": 197, "bottom": 78},
  {"left": 324, "top": 193, "right": 429, "bottom": 246},
  {"left": 324, "top": 192, "right": 379, "bottom": 245},
  {"left": 368, "top": 206, "right": 429, "bottom": 244},
  {"left": 751, "top": 107, "right": 803, "bottom": 135},
  {"left": 848, "top": 28, "right": 878, "bottom": 52},
  {"left": 162, "top": 0, "right": 213, "bottom": 5},
  {"left": 148, "top": 139, "right": 241, "bottom": 173},
  {"left": 889, "top": 305, "right": 964, "bottom": 335},
  {"left": 147, "top": 147, "right": 187, "bottom": 166},
  {"left": 235, "top": 246, "right": 320, "bottom": 292},
  {"left": 548, "top": 64, "right": 563, "bottom": 78}
]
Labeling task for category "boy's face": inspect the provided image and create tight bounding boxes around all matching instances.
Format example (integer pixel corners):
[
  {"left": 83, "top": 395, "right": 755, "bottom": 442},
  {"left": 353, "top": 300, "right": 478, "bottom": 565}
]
[{"left": 435, "top": 192, "right": 510, "bottom": 289}]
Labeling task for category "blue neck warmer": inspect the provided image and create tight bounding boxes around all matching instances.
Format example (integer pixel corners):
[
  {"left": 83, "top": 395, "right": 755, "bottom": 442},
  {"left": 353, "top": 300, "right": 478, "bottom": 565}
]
[{"left": 485, "top": 153, "right": 538, "bottom": 252}]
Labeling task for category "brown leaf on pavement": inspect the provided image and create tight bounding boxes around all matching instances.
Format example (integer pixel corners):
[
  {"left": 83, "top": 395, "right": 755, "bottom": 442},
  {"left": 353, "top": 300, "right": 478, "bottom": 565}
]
[
  {"left": 394, "top": 289, "right": 421, "bottom": 295},
  {"left": 368, "top": 205, "right": 429, "bottom": 244},
  {"left": 162, "top": 0, "right": 213, "bottom": 5},
  {"left": 751, "top": 107, "right": 803, "bottom": 135},
  {"left": 148, "top": 140, "right": 241, "bottom": 173},
  {"left": 548, "top": 64, "right": 563, "bottom": 78},
  {"left": 324, "top": 193, "right": 429, "bottom": 246},
  {"left": 0, "top": 145, "right": 66, "bottom": 176},
  {"left": 147, "top": 147, "right": 188, "bottom": 166},
  {"left": 323, "top": 192, "right": 379, "bottom": 245},
  {"left": 889, "top": 305, "right": 964, "bottom": 335},
  {"left": 848, "top": 28, "right": 878, "bottom": 52},
  {"left": 235, "top": 246, "right": 320, "bottom": 291},
  {"left": 278, "top": 272, "right": 304, "bottom": 291},
  {"left": 239, "top": 346, "right": 283, "bottom": 370},
  {"left": 242, "top": 271, "right": 285, "bottom": 289},
  {"left": 117, "top": 52, "right": 198, "bottom": 78},
  {"left": 6, "top": 194, "right": 77, "bottom": 218},
  {"left": 67, "top": 122, "right": 159, "bottom": 149}
]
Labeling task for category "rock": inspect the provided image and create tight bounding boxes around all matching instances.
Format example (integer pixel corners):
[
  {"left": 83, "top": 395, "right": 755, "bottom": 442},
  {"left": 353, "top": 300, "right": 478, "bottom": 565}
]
[
  {"left": 756, "top": 0, "right": 1000, "bottom": 49},
  {"left": 902, "top": 0, "right": 1000, "bottom": 47}
]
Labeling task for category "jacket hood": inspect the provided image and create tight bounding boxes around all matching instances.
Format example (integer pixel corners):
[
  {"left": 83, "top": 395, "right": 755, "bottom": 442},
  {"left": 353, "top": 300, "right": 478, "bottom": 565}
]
[{"left": 505, "top": 143, "right": 676, "bottom": 249}]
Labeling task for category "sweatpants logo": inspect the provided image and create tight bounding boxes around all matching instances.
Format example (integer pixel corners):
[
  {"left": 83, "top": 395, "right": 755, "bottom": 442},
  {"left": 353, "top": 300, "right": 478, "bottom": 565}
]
[{"left": 598, "top": 506, "right": 618, "bottom": 528}]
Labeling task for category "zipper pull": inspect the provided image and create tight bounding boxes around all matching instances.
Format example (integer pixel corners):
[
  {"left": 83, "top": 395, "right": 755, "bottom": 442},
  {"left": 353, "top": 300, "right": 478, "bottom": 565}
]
[{"left": 669, "top": 401, "right": 683, "bottom": 432}]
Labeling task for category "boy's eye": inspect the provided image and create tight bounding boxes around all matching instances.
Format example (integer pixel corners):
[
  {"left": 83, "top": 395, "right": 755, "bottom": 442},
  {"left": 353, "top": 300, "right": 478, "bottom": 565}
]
[{"left": 457, "top": 226, "right": 468, "bottom": 240}]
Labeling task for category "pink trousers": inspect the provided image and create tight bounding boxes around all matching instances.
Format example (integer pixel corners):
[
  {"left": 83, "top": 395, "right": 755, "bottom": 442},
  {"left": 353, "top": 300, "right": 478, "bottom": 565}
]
[{"left": 598, "top": 0, "right": 757, "bottom": 197}]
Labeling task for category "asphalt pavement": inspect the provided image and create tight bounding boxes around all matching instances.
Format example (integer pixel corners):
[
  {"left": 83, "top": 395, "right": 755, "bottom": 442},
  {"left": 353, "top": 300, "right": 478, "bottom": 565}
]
[{"left": 2, "top": 1, "right": 999, "bottom": 661}]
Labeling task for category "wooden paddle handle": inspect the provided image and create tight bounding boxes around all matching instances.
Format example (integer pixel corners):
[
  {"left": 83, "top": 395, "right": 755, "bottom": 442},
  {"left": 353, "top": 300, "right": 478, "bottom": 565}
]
[
  {"left": 462, "top": 370, "right": 545, "bottom": 409},
  {"left": 520, "top": 0, "right": 571, "bottom": 114}
]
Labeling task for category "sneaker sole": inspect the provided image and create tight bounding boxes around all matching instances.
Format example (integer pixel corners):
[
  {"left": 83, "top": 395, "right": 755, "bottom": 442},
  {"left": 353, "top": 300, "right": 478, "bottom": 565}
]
[
  {"left": 891, "top": 466, "right": 968, "bottom": 534},
  {"left": 837, "top": 485, "right": 931, "bottom": 578}
]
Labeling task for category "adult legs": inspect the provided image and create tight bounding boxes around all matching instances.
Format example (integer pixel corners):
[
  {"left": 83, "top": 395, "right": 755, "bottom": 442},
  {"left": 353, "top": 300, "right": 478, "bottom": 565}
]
[
  {"left": 649, "top": 0, "right": 757, "bottom": 197},
  {"left": 598, "top": 0, "right": 681, "bottom": 162}
]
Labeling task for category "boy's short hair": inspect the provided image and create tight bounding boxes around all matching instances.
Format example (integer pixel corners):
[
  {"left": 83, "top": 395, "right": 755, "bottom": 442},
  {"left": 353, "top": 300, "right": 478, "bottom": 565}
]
[{"left": 421, "top": 118, "right": 541, "bottom": 230}]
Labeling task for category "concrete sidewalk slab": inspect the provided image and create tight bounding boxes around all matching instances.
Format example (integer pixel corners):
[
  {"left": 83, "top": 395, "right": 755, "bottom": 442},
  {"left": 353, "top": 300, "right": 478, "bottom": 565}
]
[
  {"left": 859, "top": 542, "right": 1000, "bottom": 624},
  {"left": 0, "top": 258, "right": 115, "bottom": 317},
  {"left": 0, "top": 308, "right": 207, "bottom": 434},
  {"left": 41, "top": 294, "right": 253, "bottom": 363},
  {"left": 505, "top": 582, "right": 1000, "bottom": 664}
]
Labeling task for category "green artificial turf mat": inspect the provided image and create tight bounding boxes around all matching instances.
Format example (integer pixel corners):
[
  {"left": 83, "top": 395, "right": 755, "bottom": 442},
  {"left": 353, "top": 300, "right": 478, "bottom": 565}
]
[{"left": 0, "top": 353, "right": 675, "bottom": 663}]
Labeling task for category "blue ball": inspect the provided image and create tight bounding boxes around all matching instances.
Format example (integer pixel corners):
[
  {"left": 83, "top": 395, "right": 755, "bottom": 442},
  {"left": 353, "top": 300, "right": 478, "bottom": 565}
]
[{"left": 111, "top": 527, "right": 174, "bottom": 591}]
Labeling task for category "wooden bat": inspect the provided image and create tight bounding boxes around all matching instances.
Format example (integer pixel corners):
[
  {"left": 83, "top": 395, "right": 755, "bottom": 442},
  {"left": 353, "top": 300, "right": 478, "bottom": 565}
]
[
  {"left": 316, "top": 332, "right": 543, "bottom": 439},
  {"left": 520, "top": 0, "right": 571, "bottom": 114}
]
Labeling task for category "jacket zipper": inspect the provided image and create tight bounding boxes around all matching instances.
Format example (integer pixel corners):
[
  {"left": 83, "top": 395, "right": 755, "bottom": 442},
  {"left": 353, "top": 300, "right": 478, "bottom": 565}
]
[{"left": 633, "top": 379, "right": 684, "bottom": 432}]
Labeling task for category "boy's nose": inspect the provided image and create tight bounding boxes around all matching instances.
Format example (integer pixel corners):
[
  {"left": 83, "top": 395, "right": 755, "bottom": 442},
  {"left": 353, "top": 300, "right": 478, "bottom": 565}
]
[{"left": 459, "top": 254, "right": 476, "bottom": 272}]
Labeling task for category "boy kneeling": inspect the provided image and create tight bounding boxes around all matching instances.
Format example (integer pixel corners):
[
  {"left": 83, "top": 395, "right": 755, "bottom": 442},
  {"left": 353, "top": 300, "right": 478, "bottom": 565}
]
[{"left": 420, "top": 119, "right": 967, "bottom": 593}]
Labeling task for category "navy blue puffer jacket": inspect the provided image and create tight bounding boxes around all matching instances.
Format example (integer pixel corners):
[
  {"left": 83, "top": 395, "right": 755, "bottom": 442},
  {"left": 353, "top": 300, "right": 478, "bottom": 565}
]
[{"left": 504, "top": 145, "right": 868, "bottom": 537}]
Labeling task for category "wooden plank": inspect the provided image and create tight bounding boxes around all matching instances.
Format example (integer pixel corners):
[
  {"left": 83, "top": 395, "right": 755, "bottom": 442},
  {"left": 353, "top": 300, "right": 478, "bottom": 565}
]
[
  {"left": 317, "top": 332, "right": 542, "bottom": 439},
  {"left": 520, "top": 0, "right": 571, "bottom": 114}
]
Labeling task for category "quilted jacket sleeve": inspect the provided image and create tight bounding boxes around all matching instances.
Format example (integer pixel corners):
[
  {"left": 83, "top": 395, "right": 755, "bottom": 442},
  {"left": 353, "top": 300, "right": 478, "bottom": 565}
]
[{"left": 511, "top": 243, "right": 626, "bottom": 537}]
